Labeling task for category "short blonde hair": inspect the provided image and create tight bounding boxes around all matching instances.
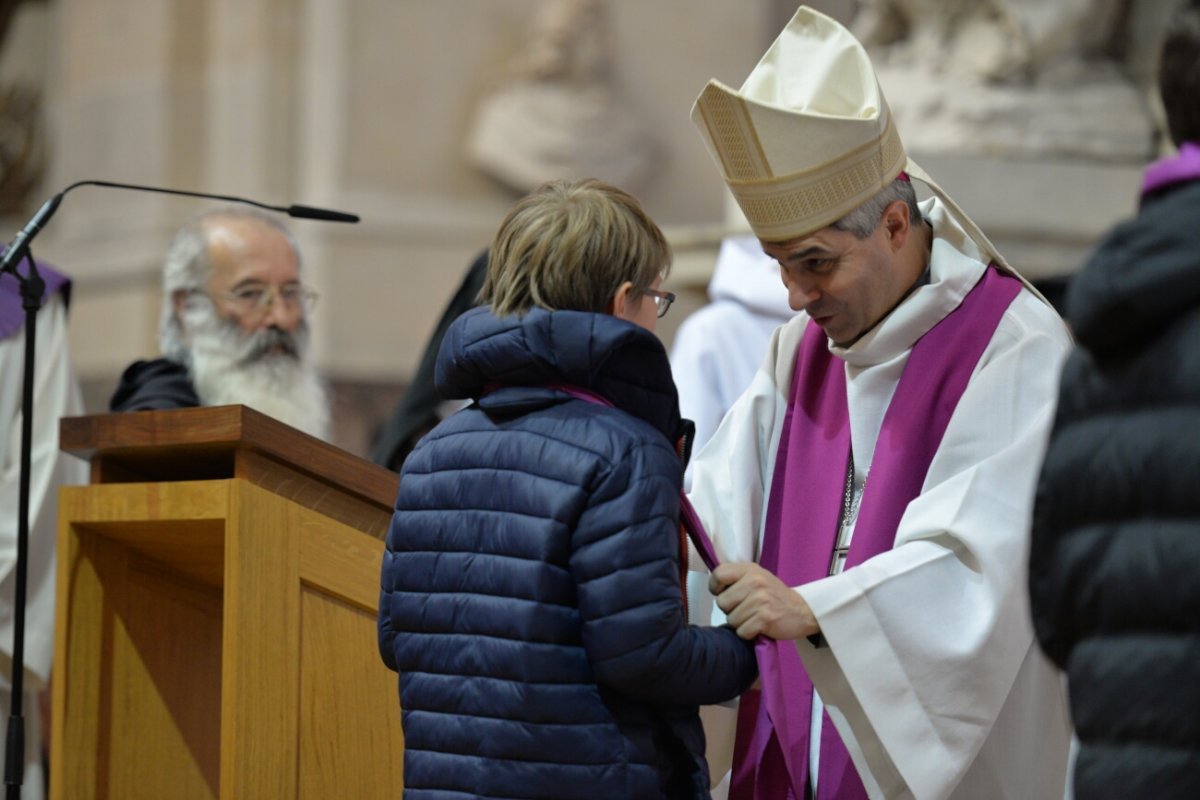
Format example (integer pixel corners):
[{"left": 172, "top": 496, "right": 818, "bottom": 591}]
[{"left": 482, "top": 178, "right": 671, "bottom": 317}]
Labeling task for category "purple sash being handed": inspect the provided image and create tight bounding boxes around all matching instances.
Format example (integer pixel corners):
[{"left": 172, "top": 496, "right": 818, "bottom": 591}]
[{"left": 730, "top": 266, "right": 1022, "bottom": 800}]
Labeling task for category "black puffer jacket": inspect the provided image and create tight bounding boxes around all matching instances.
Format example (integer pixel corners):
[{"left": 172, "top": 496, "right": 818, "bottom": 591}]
[
  {"left": 1030, "top": 178, "right": 1200, "bottom": 799},
  {"left": 378, "top": 306, "right": 757, "bottom": 799}
]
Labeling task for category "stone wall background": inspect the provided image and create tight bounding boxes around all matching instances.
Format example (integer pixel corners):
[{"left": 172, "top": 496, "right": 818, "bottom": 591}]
[{"left": 0, "top": 0, "right": 1180, "bottom": 459}]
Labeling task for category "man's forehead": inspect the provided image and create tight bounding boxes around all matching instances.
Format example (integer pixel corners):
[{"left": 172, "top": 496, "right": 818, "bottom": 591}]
[
  {"left": 760, "top": 226, "right": 847, "bottom": 258},
  {"left": 206, "top": 216, "right": 288, "bottom": 250},
  {"left": 206, "top": 219, "right": 299, "bottom": 282}
]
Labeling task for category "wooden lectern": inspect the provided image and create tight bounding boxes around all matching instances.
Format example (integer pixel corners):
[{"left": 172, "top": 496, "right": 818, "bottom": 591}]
[{"left": 51, "top": 405, "right": 404, "bottom": 799}]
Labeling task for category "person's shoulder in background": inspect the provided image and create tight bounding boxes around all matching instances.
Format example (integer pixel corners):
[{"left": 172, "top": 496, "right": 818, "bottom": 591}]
[{"left": 109, "top": 357, "right": 200, "bottom": 411}]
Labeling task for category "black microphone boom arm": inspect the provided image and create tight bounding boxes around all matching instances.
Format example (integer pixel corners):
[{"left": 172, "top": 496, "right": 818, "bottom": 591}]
[{"left": 0, "top": 178, "right": 358, "bottom": 280}]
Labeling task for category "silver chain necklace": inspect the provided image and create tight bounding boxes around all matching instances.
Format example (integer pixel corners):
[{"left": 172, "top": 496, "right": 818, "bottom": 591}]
[
  {"left": 831, "top": 452, "right": 867, "bottom": 575},
  {"left": 841, "top": 454, "right": 867, "bottom": 529},
  {"left": 842, "top": 456, "right": 856, "bottom": 525}
]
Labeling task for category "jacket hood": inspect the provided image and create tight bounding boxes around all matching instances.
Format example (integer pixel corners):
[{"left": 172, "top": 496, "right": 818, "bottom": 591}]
[
  {"left": 707, "top": 235, "right": 794, "bottom": 321},
  {"left": 437, "top": 306, "right": 683, "bottom": 443},
  {"left": 1068, "top": 180, "right": 1200, "bottom": 355}
]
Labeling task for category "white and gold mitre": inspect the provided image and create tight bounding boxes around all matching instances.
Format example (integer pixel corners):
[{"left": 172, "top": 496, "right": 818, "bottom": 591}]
[
  {"left": 691, "top": 7, "right": 905, "bottom": 243},
  {"left": 690, "top": 6, "right": 1016, "bottom": 279}
]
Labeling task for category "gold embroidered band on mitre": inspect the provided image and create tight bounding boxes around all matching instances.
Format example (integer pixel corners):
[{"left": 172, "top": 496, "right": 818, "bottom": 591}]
[{"left": 694, "top": 87, "right": 907, "bottom": 243}]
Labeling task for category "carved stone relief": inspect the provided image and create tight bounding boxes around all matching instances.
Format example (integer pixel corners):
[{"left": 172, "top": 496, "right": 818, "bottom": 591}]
[
  {"left": 466, "top": 0, "right": 656, "bottom": 193},
  {"left": 0, "top": 83, "right": 43, "bottom": 216},
  {"left": 854, "top": 0, "right": 1161, "bottom": 162},
  {"left": 0, "top": 0, "right": 46, "bottom": 217}
]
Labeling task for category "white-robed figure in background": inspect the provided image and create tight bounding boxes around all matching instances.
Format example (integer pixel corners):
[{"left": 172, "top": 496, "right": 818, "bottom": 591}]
[
  {"left": 671, "top": 236, "right": 796, "bottom": 787},
  {"left": 0, "top": 260, "right": 87, "bottom": 799},
  {"left": 687, "top": 8, "right": 1072, "bottom": 800},
  {"left": 670, "top": 234, "right": 794, "bottom": 463}
]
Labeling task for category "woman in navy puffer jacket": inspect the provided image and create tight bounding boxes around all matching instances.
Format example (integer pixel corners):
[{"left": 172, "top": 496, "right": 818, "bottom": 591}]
[{"left": 378, "top": 179, "right": 758, "bottom": 799}]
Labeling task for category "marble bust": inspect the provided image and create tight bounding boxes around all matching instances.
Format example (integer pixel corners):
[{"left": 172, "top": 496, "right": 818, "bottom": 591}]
[{"left": 466, "top": 0, "right": 656, "bottom": 193}]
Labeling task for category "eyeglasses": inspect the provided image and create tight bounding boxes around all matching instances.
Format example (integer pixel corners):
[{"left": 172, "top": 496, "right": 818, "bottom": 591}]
[
  {"left": 642, "top": 288, "right": 676, "bottom": 319},
  {"left": 216, "top": 284, "right": 319, "bottom": 317}
]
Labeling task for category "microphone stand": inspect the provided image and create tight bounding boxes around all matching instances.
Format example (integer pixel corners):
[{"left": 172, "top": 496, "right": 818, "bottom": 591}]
[
  {"left": 1, "top": 241, "right": 44, "bottom": 799},
  {"left": 0, "top": 180, "right": 358, "bottom": 798}
]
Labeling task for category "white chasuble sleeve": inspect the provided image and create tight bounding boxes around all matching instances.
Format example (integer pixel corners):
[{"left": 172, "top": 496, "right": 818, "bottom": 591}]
[{"left": 796, "top": 301, "right": 1073, "bottom": 799}]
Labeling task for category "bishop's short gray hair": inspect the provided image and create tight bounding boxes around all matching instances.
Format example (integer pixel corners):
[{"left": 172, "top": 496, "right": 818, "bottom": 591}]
[
  {"left": 157, "top": 207, "right": 301, "bottom": 362},
  {"left": 831, "top": 177, "right": 923, "bottom": 240}
]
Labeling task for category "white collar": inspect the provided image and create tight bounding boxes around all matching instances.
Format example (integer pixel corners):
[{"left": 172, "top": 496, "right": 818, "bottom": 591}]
[{"left": 832, "top": 197, "right": 987, "bottom": 369}]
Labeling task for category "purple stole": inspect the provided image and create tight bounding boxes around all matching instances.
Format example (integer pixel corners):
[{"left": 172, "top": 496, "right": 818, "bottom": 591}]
[
  {"left": 730, "top": 266, "right": 1022, "bottom": 800},
  {"left": 0, "top": 252, "right": 72, "bottom": 339}
]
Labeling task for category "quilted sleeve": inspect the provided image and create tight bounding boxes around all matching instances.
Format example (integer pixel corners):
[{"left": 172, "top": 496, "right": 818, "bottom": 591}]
[{"left": 569, "top": 436, "right": 757, "bottom": 706}]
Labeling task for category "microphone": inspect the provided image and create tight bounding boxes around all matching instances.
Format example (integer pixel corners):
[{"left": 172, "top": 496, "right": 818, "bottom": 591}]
[
  {"left": 285, "top": 204, "right": 360, "bottom": 223},
  {"left": 0, "top": 179, "right": 360, "bottom": 277}
]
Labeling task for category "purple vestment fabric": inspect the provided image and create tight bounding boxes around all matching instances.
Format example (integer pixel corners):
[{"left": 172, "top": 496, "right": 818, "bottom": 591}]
[
  {"left": 731, "top": 266, "right": 1022, "bottom": 800},
  {"left": 0, "top": 250, "right": 71, "bottom": 339},
  {"left": 1141, "top": 141, "right": 1200, "bottom": 201}
]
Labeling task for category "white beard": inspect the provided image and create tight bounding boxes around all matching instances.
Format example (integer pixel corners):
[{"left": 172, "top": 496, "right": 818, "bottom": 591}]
[{"left": 181, "top": 309, "right": 331, "bottom": 441}]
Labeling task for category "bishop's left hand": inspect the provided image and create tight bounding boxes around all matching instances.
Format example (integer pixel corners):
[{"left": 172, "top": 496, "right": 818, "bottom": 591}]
[{"left": 709, "top": 562, "right": 820, "bottom": 641}]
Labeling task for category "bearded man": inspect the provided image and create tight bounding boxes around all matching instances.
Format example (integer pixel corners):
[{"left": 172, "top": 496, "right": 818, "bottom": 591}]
[{"left": 109, "top": 207, "right": 330, "bottom": 440}]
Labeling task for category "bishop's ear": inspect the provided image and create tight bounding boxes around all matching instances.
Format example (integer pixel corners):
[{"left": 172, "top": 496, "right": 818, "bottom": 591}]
[{"left": 882, "top": 200, "right": 911, "bottom": 251}]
